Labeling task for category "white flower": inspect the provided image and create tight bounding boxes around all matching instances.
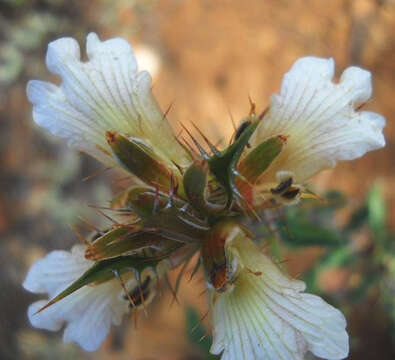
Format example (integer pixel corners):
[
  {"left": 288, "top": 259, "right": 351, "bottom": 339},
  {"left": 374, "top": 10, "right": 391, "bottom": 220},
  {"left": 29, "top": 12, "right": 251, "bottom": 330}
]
[
  {"left": 210, "top": 235, "right": 349, "bottom": 360},
  {"left": 27, "top": 33, "right": 191, "bottom": 170},
  {"left": 23, "top": 245, "right": 141, "bottom": 351},
  {"left": 253, "top": 56, "right": 385, "bottom": 185}
]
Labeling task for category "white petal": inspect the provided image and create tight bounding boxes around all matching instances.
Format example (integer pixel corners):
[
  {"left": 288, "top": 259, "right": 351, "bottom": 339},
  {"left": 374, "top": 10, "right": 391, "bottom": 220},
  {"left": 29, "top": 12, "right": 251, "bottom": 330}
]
[
  {"left": 24, "top": 245, "right": 131, "bottom": 351},
  {"left": 23, "top": 245, "right": 91, "bottom": 298},
  {"left": 27, "top": 33, "right": 191, "bottom": 169},
  {"left": 253, "top": 56, "right": 385, "bottom": 183},
  {"left": 210, "top": 236, "right": 349, "bottom": 360}
]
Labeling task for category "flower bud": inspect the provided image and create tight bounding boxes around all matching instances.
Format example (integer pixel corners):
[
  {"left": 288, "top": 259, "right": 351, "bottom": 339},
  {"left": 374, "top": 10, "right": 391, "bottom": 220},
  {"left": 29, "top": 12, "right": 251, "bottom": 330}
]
[{"left": 106, "top": 131, "right": 173, "bottom": 190}]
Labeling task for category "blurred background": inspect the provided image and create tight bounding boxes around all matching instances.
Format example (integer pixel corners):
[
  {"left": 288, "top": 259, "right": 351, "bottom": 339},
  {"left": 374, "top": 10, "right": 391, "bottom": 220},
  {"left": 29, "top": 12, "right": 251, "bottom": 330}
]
[{"left": 0, "top": 0, "right": 394, "bottom": 359}]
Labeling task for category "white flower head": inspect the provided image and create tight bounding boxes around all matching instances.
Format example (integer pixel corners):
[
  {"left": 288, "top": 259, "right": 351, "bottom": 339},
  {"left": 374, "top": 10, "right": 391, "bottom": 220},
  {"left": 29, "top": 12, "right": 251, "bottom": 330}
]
[
  {"left": 23, "top": 245, "right": 155, "bottom": 352},
  {"left": 210, "top": 234, "right": 349, "bottom": 360},
  {"left": 27, "top": 33, "right": 191, "bottom": 170},
  {"left": 252, "top": 56, "right": 385, "bottom": 188}
]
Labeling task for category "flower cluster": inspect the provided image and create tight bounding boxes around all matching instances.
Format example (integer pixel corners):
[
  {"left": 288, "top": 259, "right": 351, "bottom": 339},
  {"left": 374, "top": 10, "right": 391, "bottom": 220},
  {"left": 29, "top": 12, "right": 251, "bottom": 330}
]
[{"left": 24, "top": 33, "right": 385, "bottom": 359}]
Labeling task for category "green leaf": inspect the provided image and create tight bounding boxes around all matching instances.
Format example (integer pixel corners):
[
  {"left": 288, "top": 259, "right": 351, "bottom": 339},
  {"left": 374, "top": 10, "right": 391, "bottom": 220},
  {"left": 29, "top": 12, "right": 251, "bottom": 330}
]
[
  {"left": 368, "top": 183, "right": 386, "bottom": 239},
  {"left": 37, "top": 247, "right": 181, "bottom": 313},
  {"left": 345, "top": 204, "right": 369, "bottom": 233},
  {"left": 279, "top": 207, "right": 345, "bottom": 247},
  {"left": 303, "top": 246, "right": 355, "bottom": 293}
]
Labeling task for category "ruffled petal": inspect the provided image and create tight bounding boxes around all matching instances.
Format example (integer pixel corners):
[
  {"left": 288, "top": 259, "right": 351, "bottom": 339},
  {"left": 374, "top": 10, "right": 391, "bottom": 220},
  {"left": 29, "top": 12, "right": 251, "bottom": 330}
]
[
  {"left": 210, "top": 236, "right": 349, "bottom": 360},
  {"left": 23, "top": 245, "right": 91, "bottom": 299},
  {"left": 23, "top": 245, "right": 131, "bottom": 351},
  {"left": 253, "top": 56, "right": 385, "bottom": 183},
  {"left": 27, "top": 33, "right": 191, "bottom": 169}
]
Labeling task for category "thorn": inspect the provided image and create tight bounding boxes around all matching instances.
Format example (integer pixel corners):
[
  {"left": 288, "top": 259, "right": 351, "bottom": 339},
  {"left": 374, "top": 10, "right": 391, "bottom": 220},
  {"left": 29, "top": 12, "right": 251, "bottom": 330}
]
[
  {"left": 162, "top": 101, "right": 174, "bottom": 121},
  {"left": 176, "top": 135, "right": 198, "bottom": 159},
  {"left": 227, "top": 104, "right": 237, "bottom": 131},
  {"left": 190, "top": 121, "right": 219, "bottom": 155},
  {"left": 77, "top": 216, "right": 102, "bottom": 234},
  {"left": 164, "top": 273, "right": 179, "bottom": 306},
  {"left": 243, "top": 200, "right": 261, "bottom": 222},
  {"left": 111, "top": 176, "right": 132, "bottom": 185},
  {"left": 356, "top": 101, "right": 367, "bottom": 111},
  {"left": 113, "top": 269, "right": 137, "bottom": 308},
  {"left": 171, "top": 255, "right": 194, "bottom": 307},
  {"left": 96, "top": 209, "right": 119, "bottom": 225},
  {"left": 69, "top": 226, "right": 91, "bottom": 245},
  {"left": 138, "top": 279, "right": 148, "bottom": 316},
  {"left": 258, "top": 106, "right": 269, "bottom": 120},
  {"left": 176, "top": 128, "right": 184, "bottom": 138},
  {"left": 191, "top": 308, "right": 210, "bottom": 333},
  {"left": 168, "top": 174, "right": 179, "bottom": 207},
  {"left": 198, "top": 288, "right": 208, "bottom": 298},
  {"left": 94, "top": 145, "right": 112, "bottom": 156},
  {"left": 248, "top": 94, "right": 256, "bottom": 115},
  {"left": 33, "top": 299, "right": 54, "bottom": 315},
  {"left": 188, "top": 257, "right": 201, "bottom": 282},
  {"left": 82, "top": 167, "right": 112, "bottom": 181},
  {"left": 171, "top": 160, "right": 184, "bottom": 176},
  {"left": 199, "top": 333, "right": 209, "bottom": 343},
  {"left": 179, "top": 136, "right": 199, "bottom": 159},
  {"left": 180, "top": 123, "right": 210, "bottom": 159},
  {"left": 87, "top": 204, "right": 133, "bottom": 215}
]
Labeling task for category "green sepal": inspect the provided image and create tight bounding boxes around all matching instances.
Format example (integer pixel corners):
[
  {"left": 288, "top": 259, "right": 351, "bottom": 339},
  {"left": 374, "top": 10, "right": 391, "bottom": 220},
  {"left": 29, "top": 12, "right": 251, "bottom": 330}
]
[
  {"left": 37, "top": 244, "right": 182, "bottom": 313},
  {"left": 125, "top": 186, "right": 171, "bottom": 220},
  {"left": 87, "top": 228, "right": 181, "bottom": 261},
  {"left": 144, "top": 205, "right": 210, "bottom": 244},
  {"left": 207, "top": 116, "right": 260, "bottom": 204},
  {"left": 88, "top": 226, "right": 132, "bottom": 250},
  {"left": 183, "top": 160, "right": 226, "bottom": 214},
  {"left": 106, "top": 131, "right": 173, "bottom": 190},
  {"left": 238, "top": 135, "right": 285, "bottom": 183}
]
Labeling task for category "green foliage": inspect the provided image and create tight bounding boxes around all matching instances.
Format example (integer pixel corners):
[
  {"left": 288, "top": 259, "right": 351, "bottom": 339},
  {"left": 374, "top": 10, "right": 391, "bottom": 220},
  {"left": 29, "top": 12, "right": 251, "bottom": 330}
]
[{"left": 277, "top": 183, "right": 395, "bottom": 341}]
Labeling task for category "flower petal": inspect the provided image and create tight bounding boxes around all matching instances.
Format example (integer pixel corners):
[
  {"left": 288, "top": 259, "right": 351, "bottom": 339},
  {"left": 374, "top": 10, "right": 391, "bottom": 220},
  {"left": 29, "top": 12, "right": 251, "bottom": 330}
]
[
  {"left": 253, "top": 56, "right": 385, "bottom": 183},
  {"left": 210, "top": 236, "right": 349, "bottom": 360},
  {"left": 23, "top": 245, "right": 91, "bottom": 299},
  {"left": 27, "top": 33, "right": 191, "bottom": 169},
  {"left": 23, "top": 245, "right": 131, "bottom": 351}
]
